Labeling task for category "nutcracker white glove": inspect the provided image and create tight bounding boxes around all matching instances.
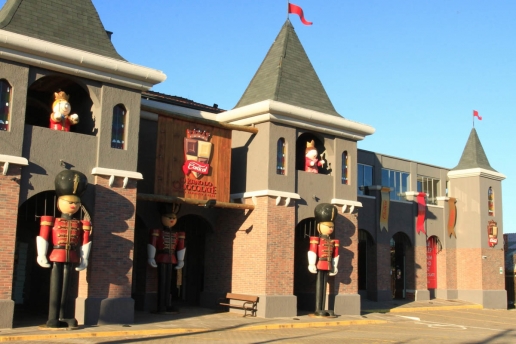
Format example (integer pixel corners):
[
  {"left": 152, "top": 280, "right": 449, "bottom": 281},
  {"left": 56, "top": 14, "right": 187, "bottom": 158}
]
[
  {"left": 76, "top": 242, "right": 92, "bottom": 271},
  {"left": 147, "top": 244, "right": 157, "bottom": 268},
  {"left": 175, "top": 248, "right": 186, "bottom": 270},
  {"left": 329, "top": 255, "right": 339, "bottom": 276},
  {"left": 36, "top": 236, "right": 51, "bottom": 268},
  {"left": 308, "top": 251, "right": 317, "bottom": 274}
]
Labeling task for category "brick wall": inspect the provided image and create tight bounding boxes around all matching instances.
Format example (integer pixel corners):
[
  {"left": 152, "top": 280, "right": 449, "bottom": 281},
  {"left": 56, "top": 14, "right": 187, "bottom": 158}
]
[
  {"left": 456, "top": 248, "right": 482, "bottom": 290},
  {"left": 205, "top": 196, "right": 295, "bottom": 296},
  {"left": 0, "top": 165, "right": 22, "bottom": 300},
  {"left": 78, "top": 175, "right": 137, "bottom": 299},
  {"left": 413, "top": 245, "right": 427, "bottom": 290},
  {"left": 333, "top": 212, "right": 358, "bottom": 294},
  {"left": 376, "top": 242, "right": 391, "bottom": 292},
  {"left": 481, "top": 248, "right": 505, "bottom": 290}
]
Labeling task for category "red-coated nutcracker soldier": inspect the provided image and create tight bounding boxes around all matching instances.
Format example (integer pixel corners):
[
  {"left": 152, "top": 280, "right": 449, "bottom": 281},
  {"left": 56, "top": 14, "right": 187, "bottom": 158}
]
[
  {"left": 147, "top": 203, "right": 185, "bottom": 314},
  {"left": 308, "top": 203, "right": 339, "bottom": 317},
  {"left": 36, "top": 170, "right": 91, "bottom": 328}
]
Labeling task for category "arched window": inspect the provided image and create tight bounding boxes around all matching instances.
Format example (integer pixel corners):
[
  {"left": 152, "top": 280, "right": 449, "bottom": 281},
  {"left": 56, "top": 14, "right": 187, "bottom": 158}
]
[
  {"left": 488, "top": 187, "right": 494, "bottom": 216},
  {"left": 341, "top": 151, "right": 349, "bottom": 184},
  {"left": 276, "top": 138, "right": 286, "bottom": 175},
  {"left": 0, "top": 80, "right": 11, "bottom": 131},
  {"left": 111, "top": 104, "right": 126, "bottom": 149}
]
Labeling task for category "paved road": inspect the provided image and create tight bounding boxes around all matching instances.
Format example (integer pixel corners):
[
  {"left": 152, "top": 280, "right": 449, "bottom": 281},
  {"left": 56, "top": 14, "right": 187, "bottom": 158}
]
[{"left": 16, "top": 309, "right": 516, "bottom": 343}]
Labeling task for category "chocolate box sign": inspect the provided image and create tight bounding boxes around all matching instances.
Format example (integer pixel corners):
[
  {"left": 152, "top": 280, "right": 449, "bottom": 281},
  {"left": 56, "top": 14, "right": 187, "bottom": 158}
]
[
  {"left": 155, "top": 117, "right": 231, "bottom": 202},
  {"left": 183, "top": 129, "right": 212, "bottom": 178}
]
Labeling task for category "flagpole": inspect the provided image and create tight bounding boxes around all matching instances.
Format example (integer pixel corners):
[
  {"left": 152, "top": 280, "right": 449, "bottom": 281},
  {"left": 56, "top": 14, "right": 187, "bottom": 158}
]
[{"left": 287, "top": 0, "right": 289, "bottom": 20}]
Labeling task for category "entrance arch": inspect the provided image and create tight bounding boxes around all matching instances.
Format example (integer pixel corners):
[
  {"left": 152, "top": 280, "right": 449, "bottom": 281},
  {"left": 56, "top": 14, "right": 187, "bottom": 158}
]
[
  {"left": 358, "top": 229, "right": 375, "bottom": 298},
  {"left": 293, "top": 217, "right": 317, "bottom": 311},
  {"left": 174, "top": 214, "right": 212, "bottom": 306},
  {"left": 390, "top": 232, "right": 412, "bottom": 299}
]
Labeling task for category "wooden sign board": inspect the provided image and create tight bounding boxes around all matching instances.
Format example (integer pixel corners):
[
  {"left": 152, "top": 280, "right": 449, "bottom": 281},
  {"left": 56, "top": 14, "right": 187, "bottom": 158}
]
[{"left": 155, "top": 116, "right": 231, "bottom": 202}]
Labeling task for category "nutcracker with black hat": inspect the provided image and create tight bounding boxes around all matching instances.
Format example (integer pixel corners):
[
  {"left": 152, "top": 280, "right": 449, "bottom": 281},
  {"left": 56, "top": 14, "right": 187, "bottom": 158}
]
[
  {"left": 308, "top": 203, "right": 340, "bottom": 317},
  {"left": 147, "top": 202, "right": 185, "bottom": 314},
  {"left": 36, "top": 170, "right": 91, "bottom": 328}
]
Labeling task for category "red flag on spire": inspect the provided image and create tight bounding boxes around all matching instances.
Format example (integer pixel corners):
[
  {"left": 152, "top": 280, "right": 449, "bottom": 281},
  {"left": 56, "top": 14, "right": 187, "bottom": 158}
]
[
  {"left": 473, "top": 110, "right": 482, "bottom": 120},
  {"left": 288, "top": 3, "right": 312, "bottom": 26}
]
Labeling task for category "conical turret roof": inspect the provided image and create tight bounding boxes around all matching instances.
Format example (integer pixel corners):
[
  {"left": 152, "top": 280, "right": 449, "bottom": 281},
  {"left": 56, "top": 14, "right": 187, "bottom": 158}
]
[
  {"left": 452, "top": 128, "right": 497, "bottom": 172},
  {"left": 234, "top": 19, "right": 341, "bottom": 117},
  {"left": 0, "top": 0, "right": 125, "bottom": 60}
]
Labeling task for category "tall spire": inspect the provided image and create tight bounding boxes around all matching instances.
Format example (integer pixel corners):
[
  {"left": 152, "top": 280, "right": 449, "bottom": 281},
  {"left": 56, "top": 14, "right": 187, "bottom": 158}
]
[
  {"left": 0, "top": 0, "right": 125, "bottom": 60},
  {"left": 234, "top": 20, "right": 341, "bottom": 117},
  {"left": 452, "top": 128, "right": 497, "bottom": 172}
]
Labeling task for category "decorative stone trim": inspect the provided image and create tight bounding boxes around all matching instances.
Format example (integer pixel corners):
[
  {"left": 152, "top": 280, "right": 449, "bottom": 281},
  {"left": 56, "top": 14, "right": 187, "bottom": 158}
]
[
  {"left": 330, "top": 198, "right": 362, "bottom": 214},
  {"left": 91, "top": 167, "right": 143, "bottom": 188},
  {"left": 230, "top": 190, "right": 300, "bottom": 207},
  {"left": 448, "top": 168, "right": 506, "bottom": 181},
  {"left": 0, "top": 154, "right": 29, "bottom": 175},
  {"left": 0, "top": 30, "right": 166, "bottom": 91},
  {"left": 216, "top": 100, "right": 375, "bottom": 141}
]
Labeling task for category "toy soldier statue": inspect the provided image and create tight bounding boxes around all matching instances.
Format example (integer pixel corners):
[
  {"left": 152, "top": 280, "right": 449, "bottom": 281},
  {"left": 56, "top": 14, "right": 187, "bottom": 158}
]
[
  {"left": 147, "top": 203, "right": 185, "bottom": 314},
  {"left": 308, "top": 203, "right": 340, "bottom": 317},
  {"left": 36, "top": 170, "right": 91, "bottom": 328}
]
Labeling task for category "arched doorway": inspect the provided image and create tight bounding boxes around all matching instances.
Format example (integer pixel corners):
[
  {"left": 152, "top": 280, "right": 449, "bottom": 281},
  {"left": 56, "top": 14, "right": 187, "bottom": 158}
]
[
  {"left": 293, "top": 217, "right": 317, "bottom": 311},
  {"left": 296, "top": 132, "right": 330, "bottom": 174},
  {"left": 358, "top": 229, "right": 375, "bottom": 298},
  {"left": 174, "top": 214, "right": 212, "bottom": 306},
  {"left": 26, "top": 75, "right": 95, "bottom": 135},
  {"left": 390, "top": 232, "right": 412, "bottom": 299}
]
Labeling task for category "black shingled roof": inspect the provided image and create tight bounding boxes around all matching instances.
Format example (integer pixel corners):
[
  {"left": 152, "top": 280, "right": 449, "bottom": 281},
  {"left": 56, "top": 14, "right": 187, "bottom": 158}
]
[
  {"left": 142, "top": 91, "right": 225, "bottom": 114},
  {"left": 0, "top": 0, "right": 125, "bottom": 60},
  {"left": 452, "top": 128, "right": 497, "bottom": 172},
  {"left": 234, "top": 19, "right": 341, "bottom": 117}
]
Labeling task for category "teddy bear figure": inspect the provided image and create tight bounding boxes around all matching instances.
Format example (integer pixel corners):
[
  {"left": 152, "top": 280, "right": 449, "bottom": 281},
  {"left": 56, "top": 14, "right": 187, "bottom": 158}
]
[{"left": 49, "top": 91, "right": 79, "bottom": 132}]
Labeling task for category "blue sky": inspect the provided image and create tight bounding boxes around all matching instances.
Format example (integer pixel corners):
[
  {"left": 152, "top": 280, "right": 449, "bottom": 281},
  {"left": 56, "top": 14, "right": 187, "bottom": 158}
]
[
  {"left": 8, "top": 1, "right": 516, "bottom": 231},
  {"left": 94, "top": 0, "right": 515, "bottom": 233}
]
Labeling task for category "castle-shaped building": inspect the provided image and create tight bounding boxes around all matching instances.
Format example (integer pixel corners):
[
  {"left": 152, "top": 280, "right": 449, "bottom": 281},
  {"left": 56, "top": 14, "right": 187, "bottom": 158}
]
[{"left": 0, "top": 0, "right": 506, "bottom": 328}]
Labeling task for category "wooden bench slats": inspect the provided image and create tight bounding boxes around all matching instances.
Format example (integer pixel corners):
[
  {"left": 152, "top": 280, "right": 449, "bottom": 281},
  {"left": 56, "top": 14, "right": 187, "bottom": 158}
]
[{"left": 219, "top": 293, "right": 259, "bottom": 317}]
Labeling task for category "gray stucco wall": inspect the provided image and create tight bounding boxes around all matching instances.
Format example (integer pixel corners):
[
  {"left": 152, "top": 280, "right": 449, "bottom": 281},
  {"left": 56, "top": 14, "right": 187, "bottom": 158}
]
[
  {"left": 20, "top": 125, "right": 97, "bottom": 209},
  {"left": 0, "top": 58, "right": 29, "bottom": 157},
  {"left": 96, "top": 84, "right": 141, "bottom": 171},
  {"left": 268, "top": 122, "right": 296, "bottom": 193}
]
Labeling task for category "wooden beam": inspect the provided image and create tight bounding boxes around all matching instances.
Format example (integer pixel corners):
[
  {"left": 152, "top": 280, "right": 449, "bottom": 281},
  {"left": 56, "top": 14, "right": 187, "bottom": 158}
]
[
  {"left": 137, "top": 193, "right": 255, "bottom": 210},
  {"left": 141, "top": 104, "right": 258, "bottom": 134}
]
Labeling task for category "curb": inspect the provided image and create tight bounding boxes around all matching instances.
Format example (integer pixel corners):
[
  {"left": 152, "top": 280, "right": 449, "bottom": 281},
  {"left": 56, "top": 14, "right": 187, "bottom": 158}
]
[{"left": 0, "top": 319, "right": 386, "bottom": 342}]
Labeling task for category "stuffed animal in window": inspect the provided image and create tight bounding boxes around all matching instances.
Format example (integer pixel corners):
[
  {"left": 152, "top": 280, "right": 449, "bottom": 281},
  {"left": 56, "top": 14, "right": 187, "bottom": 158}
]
[
  {"left": 49, "top": 91, "right": 79, "bottom": 132},
  {"left": 305, "top": 140, "right": 325, "bottom": 173}
]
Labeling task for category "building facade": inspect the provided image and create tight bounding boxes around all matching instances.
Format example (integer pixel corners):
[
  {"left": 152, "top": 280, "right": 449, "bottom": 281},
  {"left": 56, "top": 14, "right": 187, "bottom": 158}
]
[{"left": 0, "top": 0, "right": 507, "bottom": 328}]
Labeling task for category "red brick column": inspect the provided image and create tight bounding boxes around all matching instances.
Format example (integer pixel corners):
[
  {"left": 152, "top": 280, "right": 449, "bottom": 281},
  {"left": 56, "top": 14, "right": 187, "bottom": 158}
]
[
  {"left": 76, "top": 175, "right": 137, "bottom": 325},
  {"left": 332, "top": 211, "right": 361, "bottom": 315},
  {"left": 201, "top": 196, "right": 297, "bottom": 317},
  {"left": 0, "top": 165, "right": 22, "bottom": 328}
]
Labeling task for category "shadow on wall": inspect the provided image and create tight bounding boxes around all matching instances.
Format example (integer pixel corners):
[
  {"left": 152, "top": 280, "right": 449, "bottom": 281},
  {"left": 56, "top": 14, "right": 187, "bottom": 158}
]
[{"left": 86, "top": 184, "right": 135, "bottom": 298}]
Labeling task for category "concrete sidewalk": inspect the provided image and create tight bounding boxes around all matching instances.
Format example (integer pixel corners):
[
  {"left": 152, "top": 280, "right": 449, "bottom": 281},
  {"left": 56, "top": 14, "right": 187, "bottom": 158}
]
[{"left": 0, "top": 299, "right": 482, "bottom": 342}]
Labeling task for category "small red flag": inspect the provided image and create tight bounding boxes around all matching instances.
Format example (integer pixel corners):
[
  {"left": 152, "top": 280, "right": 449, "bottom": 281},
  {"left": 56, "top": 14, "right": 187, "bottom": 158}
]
[
  {"left": 288, "top": 3, "right": 312, "bottom": 26},
  {"left": 473, "top": 110, "right": 482, "bottom": 120}
]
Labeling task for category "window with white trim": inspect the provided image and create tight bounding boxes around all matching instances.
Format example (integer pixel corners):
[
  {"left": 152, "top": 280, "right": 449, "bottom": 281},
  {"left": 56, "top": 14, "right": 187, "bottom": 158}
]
[
  {"left": 417, "top": 175, "right": 440, "bottom": 205},
  {"left": 0, "top": 80, "right": 11, "bottom": 131},
  {"left": 111, "top": 104, "right": 126, "bottom": 149},
  {"left": 381, "top": 168, "right": 409, "bottom": 201}
]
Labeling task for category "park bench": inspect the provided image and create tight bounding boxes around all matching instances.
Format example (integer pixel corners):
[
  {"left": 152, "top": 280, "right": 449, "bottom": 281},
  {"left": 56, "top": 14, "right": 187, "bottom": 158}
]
[{"left": 219, "top": 293, "right": 259, "bottom": 317}]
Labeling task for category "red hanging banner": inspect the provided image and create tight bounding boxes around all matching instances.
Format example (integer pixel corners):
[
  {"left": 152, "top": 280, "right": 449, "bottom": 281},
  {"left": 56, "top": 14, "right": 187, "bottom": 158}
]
[
  {"left": 427, "top": 237, "right": 437, "bottom": 289},
  {"left": 416, "top": 192, "right": 426, "bottom": 234}
]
